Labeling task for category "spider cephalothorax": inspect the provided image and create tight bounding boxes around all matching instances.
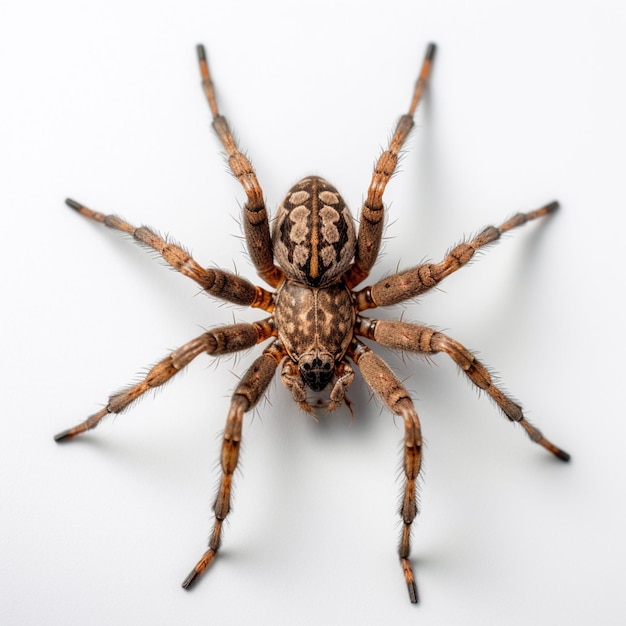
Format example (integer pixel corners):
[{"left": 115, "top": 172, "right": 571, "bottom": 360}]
[
  {"left": 55, "top": 43, "right": 570, "bottom": 604},
  {"left": 275, "top": 278, "right": 355, "bottom": 401}
]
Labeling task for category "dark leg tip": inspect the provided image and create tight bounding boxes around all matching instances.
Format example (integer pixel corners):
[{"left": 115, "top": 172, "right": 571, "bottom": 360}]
[
  {"left": 65, "top": 198, "right": 81, "bottom": 210},
  {"left": 54, "top": 429, "right": 73, "bottom": 442},
  {"left": 425, "top": 42, "right": 436, "bottom": 61},
  {"left": 545, "top": 200, "right": 560, "bottom": 213},
  {"left": 408, "top": 581, "right": 419, "bottom": 604},
  {"left": 196, "top": 44, "right": 206, "bottom": 61},
  {"left": 555, "top": 449, "right": 571, "bottom": 462},
  {"left": 182, "top": 570, "right": 198, "bottom": 590}
]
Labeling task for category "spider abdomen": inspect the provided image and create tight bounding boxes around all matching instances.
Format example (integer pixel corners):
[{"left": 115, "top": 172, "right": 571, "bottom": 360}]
[
  {"left": 274, "top": 280, "right": 355, "bottom": 390},
  {"left": 272, "top": 176, "right": 356, "bottom": 287}
]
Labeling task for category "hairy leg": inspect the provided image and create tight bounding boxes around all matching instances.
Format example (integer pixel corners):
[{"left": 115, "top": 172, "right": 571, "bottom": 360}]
[
  {"left": 196, "top": 45, "right": 282, "bottom": 288},
  {"left": 349, "top": 339, "right": 422, "bottom": 604},
  {"left": 54, "top": 319, "right": 275, "bottom": 441},
  {"left": 66, "top": 199, "right": 274, "bottom": 310},
  {"left": 345, "top": 43, "right": 436, "bottom": 288},
  {"left": 182, "top": 342, "right": 282, "bottom": 588},
  {"left": 356, "top": 317, "right": 570, "bottom": 461},
  {"left": 354, "top": 201, "right": 558, "bottom": 311}
]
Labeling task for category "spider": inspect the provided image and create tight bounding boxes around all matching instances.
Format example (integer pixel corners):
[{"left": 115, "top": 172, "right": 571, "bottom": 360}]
[{"left": 55, "top": 42, "right": 570, "bottom": 604}]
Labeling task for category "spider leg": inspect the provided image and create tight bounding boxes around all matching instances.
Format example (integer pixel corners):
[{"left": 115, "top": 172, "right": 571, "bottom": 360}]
[
  {"left": 348, "top": 339, "right": 422, "bottom": 604},
  {"left": 345, "top": 42, "right": 436, "bottom": 289},
  {"left": 196, "top": 45, "right": 283, "bottom": 288},
  {"left": 356, "top": 317, "right": 570, "bottom": 461},
  {"left": 355, "top": 201, "right": 558, "bottom": 311},
  {"left": 54, "top": 319, "right": 275, "bottom": 441},
  {"left": 182, "top": 342, "right": 282, "bottom": 589},
  {"left": 65, "top": 199, "right": 274, "bottom": 311}
]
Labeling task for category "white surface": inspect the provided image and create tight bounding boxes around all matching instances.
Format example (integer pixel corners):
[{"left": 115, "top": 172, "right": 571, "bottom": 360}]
[{"left": 2, "top": 1, "right": 625, "bottom": 624}]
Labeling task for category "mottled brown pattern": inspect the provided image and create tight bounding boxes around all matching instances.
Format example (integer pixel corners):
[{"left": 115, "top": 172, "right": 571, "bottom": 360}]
[
  {"left": 273, "top": 176, "right": 355, "bottom": 287},
  {"left": 55, "top": 43, "right": 569, "bottom": 607},
  {"left": 274, "top": 281, "right": 354, "bottom": 361}
]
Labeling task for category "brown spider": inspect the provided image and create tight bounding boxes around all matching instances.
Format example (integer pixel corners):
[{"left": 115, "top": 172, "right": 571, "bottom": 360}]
[{"left": 55, "top": 42, "right": 570, "bottom": 604}]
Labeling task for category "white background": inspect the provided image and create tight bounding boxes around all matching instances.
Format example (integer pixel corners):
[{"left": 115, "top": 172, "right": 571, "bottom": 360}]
[{"left": 2, "top": 1, "right": 624, "bottom": 624}]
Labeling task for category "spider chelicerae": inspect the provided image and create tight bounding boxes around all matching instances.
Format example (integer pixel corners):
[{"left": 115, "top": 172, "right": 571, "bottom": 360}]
[{"left": 55, "top": 42, "right": 570, "bottom": 604}]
